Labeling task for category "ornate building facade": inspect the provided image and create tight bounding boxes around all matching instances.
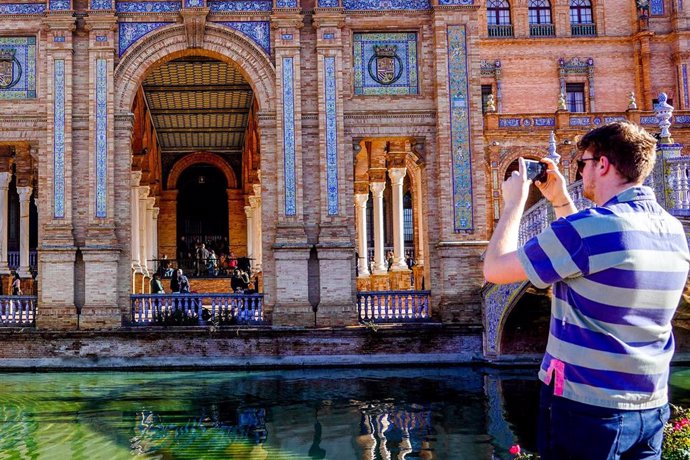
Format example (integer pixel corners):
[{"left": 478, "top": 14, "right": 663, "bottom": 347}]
[{"left": 0, "top": 0, "right": 688, "bottom": 362}]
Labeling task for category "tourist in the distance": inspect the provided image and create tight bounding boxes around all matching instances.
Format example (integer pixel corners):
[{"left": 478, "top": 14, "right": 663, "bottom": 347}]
[
  {"left": 150, "top": 273, "right": 165, "bottom": 294},
  {"left": 177, "top": 269, "right": 190, "bottom": 294},
  {"left": 11, "top": 272, "right": 21, "bottom": 296},
  {"left": 170, "top": 268, "right": 180, "bottom": 293},
  {"left": 483, "top": 121, "right": 690, "bottom": 459}
]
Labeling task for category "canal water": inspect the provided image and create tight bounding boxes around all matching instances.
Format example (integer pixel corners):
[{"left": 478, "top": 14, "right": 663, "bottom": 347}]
[{"left": 1, "top": 366, "right": 690, "bottom": 459}]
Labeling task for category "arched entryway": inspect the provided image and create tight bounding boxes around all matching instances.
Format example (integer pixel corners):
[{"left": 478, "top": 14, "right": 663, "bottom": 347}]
[{"left": 114, "top": 24, "right": 274, "bottom": 296}]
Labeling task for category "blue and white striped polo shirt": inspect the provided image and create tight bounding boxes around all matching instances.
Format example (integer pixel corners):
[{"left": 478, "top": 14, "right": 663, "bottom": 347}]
[{"left": 517, "top": 186, "right": 690, "bottom": 410}]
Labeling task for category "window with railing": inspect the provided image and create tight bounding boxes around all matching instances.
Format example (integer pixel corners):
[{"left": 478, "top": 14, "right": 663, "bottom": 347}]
[
  {"left": 487, "top": 0, "right": 514, "bottom": 37},
  {"left": 570, "top": 0, "right": 596, "bottom": 36},
  {"left": 566, "top": 83, "right": 585, "bottom": 112},
  {"left": 529, "top": 0, "right": 554, "bottom": 36}
]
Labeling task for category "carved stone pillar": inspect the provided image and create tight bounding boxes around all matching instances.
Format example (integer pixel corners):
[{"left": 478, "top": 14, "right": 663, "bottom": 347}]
[
  {"left": 130, "top": 171, "right": 141, "bottom": 272},
  {"left": 370, "top": 182, "right": 387, "bottom": 275},
  {"left": 151, "top": 206, "right": 159, "bottom": 272},
  {"left": 16, "top": 186, "right": 32, "bottom": 279},
  {"left": 146, "top": 197, "right": 156, "bottom": 273},
  {"left": 0, "top": 172, "right": 10, "bottom": 275},
  {"left": 249, "top": 193, "right": 262, "bottom": 273},
  {"left": 244, "top": 205, "right": 254, "bottom": 267},
  {"left": 354, "top": 193, "right": 370, "bottom": 278},
  {"left": 138, "top": 186, "right": 149, "bottom": 275},
  {"left": 388, "top": 167, "right": 408, "bottom": 271}
]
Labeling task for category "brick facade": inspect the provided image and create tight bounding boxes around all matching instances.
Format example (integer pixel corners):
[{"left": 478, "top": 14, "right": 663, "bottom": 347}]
[{"left": 0, "top": 1, "right": 685, "bottom": 353}]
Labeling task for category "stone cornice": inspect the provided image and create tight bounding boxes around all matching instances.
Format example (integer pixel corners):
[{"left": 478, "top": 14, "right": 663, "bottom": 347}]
[{"left": 344, "top": 110, "right": 436, "bottom": 120}]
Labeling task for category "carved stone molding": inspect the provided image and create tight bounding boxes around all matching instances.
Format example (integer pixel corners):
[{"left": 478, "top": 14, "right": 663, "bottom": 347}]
[{"left": 181, "top": 7, "right": 210, "bottom": 48}]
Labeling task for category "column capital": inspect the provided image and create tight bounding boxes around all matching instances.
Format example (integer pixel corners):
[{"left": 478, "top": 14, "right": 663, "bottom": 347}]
[
  {"left": 137, "top": 185, "right": 150, "bottom": 200},
  {"left": 146, "top": 196, "right": 156, "bottom": 209},
  {"left": 17, "top": 186, "right": 33, "bottom": 202},
  {"left": 131, "top": 170, "right": 142, "bottom": 186},
  {"left": 244, "top": 205, "right": 254, "bottom": 217},
  {"left": 252, "top": 183, "right": 262, "bottom": 197},
  {"left": 354, "top": 193, "right": 368, "bottom": 208},
  {"left": 249, "top": 195, "right": 261, "bottom": 209},
  {"left": 152, "top": 207, "right": 160, "bottom": 219},
  {"left": 0, "top": 171, "right": 10, "bottom": 189},
  {"left": 369, "top": 181, "right": 385, "bottom": 197},
  {"left": 388, "top": 167, "right": 407, "bottom": 185}
]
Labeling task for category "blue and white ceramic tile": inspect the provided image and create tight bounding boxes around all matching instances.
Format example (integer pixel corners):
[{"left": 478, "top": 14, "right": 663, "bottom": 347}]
[
  {"left": 49, "top": 0, "right": 71, "bottom": 10},
  {"left": 282, "top": 57, "right": 296, "bottom": 216},
  {"left": 683, "top": 64, "right": 689, "bottom": 108},
  {"left": 116, "top": 2, "right": 181, "bottom": 12},
  {"left": 318, "top": 0, "right": 339, "bottom": 6},
  {"left": 96, "top": 59, "right": 108, "bottom": 218},
  {"left": 0, "top": 3, "right": 45, "bottom": 14},
  {"left": 276, "top": 0, "right": 297, "bottom": 7},
  {"left": 217, "top": 22, "right": 270, "bottom": 55},
  {"left": 446, "top": 25, "right": 473, "bottom": 231},
  {"left": 0, "top": 37, "right": 36, "bottom": 99},
  {"left": 324, "top": 56, "right": 339, "bottom": 215},
  {"left": 91, "top": 0, "right": 113, "bottom": 9},
  {"left": 185, "top": 0, "right": 203, "bottom": 6},
  {"left": 54, "top": 59, "right": 65, "bottom": 218},
  {"left": 208, "top": 1, "right": 272, "bottom": 12},
  {"left": 650, "top": 0, "right": 664, "bottom": 15},
  {"left": 353, "top": 32, "right": 418, "bottom": 96},
  {"left": 118, "top": 22, "right": 171, "bottom": 57},
  {"left": 343, "top": 0, "right": 429, "bottom": 10}
]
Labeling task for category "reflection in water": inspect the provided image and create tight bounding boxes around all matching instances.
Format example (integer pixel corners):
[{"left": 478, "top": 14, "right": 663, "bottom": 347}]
[{"left": 0, "top": 368, "right": 546, "bottom": 459}]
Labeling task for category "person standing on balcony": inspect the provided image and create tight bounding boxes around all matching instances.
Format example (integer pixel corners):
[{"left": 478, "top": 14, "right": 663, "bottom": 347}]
[
  {"left": 11, "top": 272, "right": 21, "bottom": 296},
  {"left": 483, "top": 121, "right": 690, "bottom": 460},
  {"left": 177, "top": 269, "right": 190, "bottom": 294},
  {"left": 150, "top": 274, "right": 165, "bottom": 294}
]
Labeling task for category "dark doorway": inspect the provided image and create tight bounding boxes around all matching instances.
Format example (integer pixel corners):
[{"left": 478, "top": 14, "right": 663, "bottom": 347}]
[{"left": 177, "top": 164, "right": 229, "bottom": 252}]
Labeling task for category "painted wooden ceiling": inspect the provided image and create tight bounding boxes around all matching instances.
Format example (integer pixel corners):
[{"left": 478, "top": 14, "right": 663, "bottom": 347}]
[{"left": 142, "top": 56, "right": 253, "bottom": 155}]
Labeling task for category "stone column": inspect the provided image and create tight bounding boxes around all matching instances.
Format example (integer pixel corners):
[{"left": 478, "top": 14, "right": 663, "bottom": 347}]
[
  {"left": 130, "top": 171, "right": 141, "bottom": 272},
  {"left": 138, "top": 186, "right": 149, "bottom": 275},
  {"left": 249, "top": 194, "right": 262, "bottom": 272},
  {"left": 354, "top": 193, "right": 370, "bottom": 277},
  {"left": 151, "top": 206, "right": 159, "bottom": 272},
  {"left": 16, "top": 186, "right": 32, "bottom": 279},
  {"left": 146, "top": 197, "right": 156, "bottom": 273},
  {"left": 0, "top": 172, "right": 10, "bottom": 275},
  {"left": 370, "top": 182, "right": 387, "bottom": 275},
  {"left": 244, "top": 204, "right": 254, "bottom": 265},
  {"left": 388, "top": 167, "right": 408, "bottom": 271}
]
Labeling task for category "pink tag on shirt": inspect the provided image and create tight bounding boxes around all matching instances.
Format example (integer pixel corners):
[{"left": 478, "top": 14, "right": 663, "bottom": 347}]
[{"left": 544, "top": 359, "right": 565, "bottom": 396}]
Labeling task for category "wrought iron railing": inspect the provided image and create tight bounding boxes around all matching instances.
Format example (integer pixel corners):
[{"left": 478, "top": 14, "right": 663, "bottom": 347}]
[
  {"left": 529, "top": 23, "right": 555, "bottom": 37},
  {"left": 488, "top": 24, "right": 514, "bottom": 38},
  {"left": 0, "top": 296, "right": 36, "bottom": 327},
  {"left": 129, "top": 293, "right": 264, "bottom": 326},
  {"left": 571, "top": 23, "right": 596, "bottom": 36},
  {"left": 357, "top": 290, "right": 431, "bottom": 323}
]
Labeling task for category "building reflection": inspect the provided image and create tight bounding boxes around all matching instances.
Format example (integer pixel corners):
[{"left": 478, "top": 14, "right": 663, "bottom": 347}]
[{"left": 356, "top": 404, "right": 434, "bottom": 460}]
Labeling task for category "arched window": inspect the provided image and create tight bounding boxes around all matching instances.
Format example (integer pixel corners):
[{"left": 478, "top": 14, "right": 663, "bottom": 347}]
[
  {"left": 528, "top": 0, "right": 552, "bottom": 24},
  {"left": 570, "top": 0, "right": 593, "bottom": 24},
  {"left": 487, "top": 0, "right": 511, "bottom": 25}
]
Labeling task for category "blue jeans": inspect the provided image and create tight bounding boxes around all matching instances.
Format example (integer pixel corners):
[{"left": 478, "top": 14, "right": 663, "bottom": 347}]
[{"left": 538, "top": 383, "right": 670, "bottom": 460}]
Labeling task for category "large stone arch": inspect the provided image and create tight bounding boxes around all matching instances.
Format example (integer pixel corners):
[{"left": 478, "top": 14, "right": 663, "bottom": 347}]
[
  {"left": 167, "top": 152, "right": 239, "bottom": 190},
  {"left": 114, "top": 23, "right": 276, "bottom": 115}
]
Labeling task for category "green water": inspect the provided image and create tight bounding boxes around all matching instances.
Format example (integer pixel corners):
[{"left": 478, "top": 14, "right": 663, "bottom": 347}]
[{"left": 4, "top": 366, "right": 688, "bottom": 459}]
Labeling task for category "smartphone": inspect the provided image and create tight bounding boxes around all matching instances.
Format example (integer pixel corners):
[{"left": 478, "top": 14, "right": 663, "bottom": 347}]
[{"left": 524, "top": 160, "right": 547, "bottom": 183}]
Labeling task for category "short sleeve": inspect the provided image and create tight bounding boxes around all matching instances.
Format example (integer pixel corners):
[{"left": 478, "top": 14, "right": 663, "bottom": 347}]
[{"left": 517, "top": 217, "right": 590, "bottom": 289}]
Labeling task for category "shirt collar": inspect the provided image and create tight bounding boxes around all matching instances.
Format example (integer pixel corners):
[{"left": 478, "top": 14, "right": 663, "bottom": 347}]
[{"left": 602, "top": 185, "right": 656, "bottom": 207}]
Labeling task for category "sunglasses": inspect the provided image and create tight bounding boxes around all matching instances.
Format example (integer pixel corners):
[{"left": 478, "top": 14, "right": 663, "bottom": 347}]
[{"left": 576, "top": 157, "right": 598, "bottom": 173}]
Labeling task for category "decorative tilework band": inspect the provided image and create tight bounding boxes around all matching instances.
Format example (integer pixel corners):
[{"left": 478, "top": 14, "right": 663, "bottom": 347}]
[
  {"left": 116, "top": 2, "right": 181, "bottom": 12},
  {"left": 208, "top": 0, "right": 272, "bottom": 12},
  {"left": 49, "top": 0, "right": 71, "bottom": 10},
  {"left": 0, "top": 3, "right": 45, "bottom": 14},
  {"left": 343, "top": 0, "right": 429, "bottom": 9},
  {"left": 446, "top": 25, "right": 473, "bottom": 231},
  {"left": 324, "top": 56, "right": 339, "bottom": 215},
  {"left": 91, "top": 0, "right": 113, "bottom": 9},
  {"left": 683, "top": 64, "right": 689, "bottom": 109},
  {"left": 650, "top": 0, "right": 664, "bottom": 15},
  {"left": 282, "top": 57, "right": 296, "bottom": 216},
  {"left": 217, "top": 22, "right": 270, "bottom": 55},
  {"left": 54, "top": 59, "right": 65, "bottom": 219},
  {"left": 95, "top": 59, "right": 108, "bottom": 218}
]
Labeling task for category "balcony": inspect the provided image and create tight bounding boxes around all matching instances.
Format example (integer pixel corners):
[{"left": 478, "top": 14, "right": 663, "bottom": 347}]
[
  {"left": 488, "top": 24, "right": 514, "bottom": 38},
  {"left": 529, "top": 23, "right": 555, "bottom": 37},
  {"left": 571, "top": 23, "right": 597, "bottom": 37},
  {"left": 357, "top": 290, "right": 431, "bottom": 324}
]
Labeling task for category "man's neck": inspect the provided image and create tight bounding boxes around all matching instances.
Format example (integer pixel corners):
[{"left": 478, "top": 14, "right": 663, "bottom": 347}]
[{"left": 594, "top": 181, "right": 642, "bottom": 206}]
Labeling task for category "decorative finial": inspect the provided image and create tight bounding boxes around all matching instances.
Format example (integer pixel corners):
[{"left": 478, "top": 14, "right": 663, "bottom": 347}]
[
  {"left": 656, "top": 92, "right": 674, "bottom": 144},
  {"left": 557, "top": 93, "right": 567, "bottom": 111},
  {"left": 627, "top": 91, "right": 638, "bottom": 110},
  {"left": 547, "top": 131, "right": 561, "bottom": 164},
  {"left": 485, "top": 94, "right": 496, "bottom": 113}
]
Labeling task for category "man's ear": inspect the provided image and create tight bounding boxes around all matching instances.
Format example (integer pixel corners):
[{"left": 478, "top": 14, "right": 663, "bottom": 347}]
[{"left": 598, "top": 155, "right": 612, "bottom": 175}]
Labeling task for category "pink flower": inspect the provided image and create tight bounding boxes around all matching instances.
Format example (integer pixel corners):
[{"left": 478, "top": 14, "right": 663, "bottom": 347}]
[{"left": 509, "top": 445, "right": 521, "bottom": 455}]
